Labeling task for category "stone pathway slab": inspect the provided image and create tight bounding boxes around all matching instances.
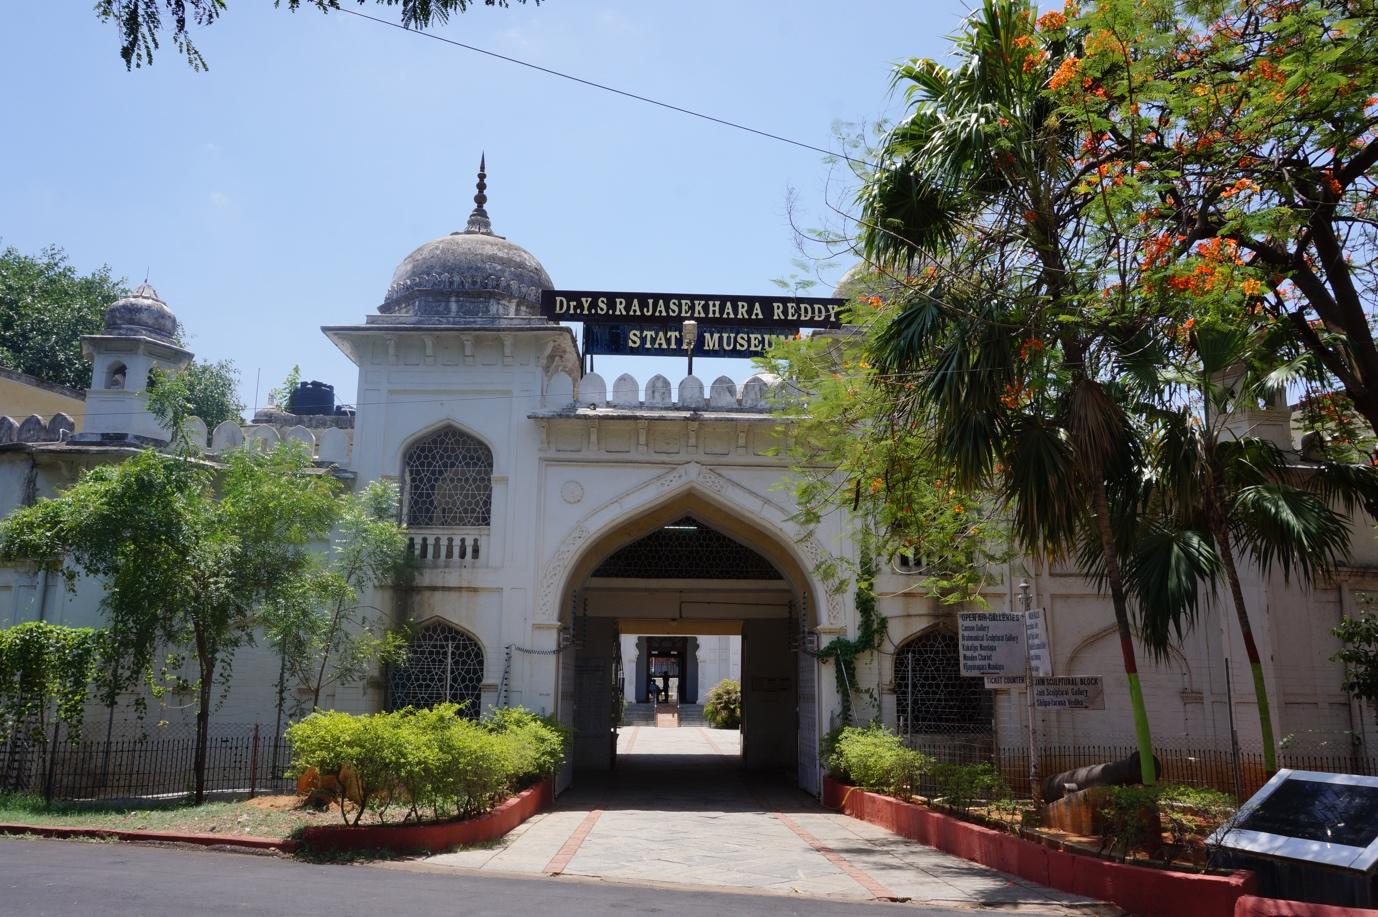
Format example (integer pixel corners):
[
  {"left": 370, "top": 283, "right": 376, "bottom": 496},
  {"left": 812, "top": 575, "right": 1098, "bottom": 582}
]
[{"left": 423, "top": 725, "right": 1119, "bottom": 914}]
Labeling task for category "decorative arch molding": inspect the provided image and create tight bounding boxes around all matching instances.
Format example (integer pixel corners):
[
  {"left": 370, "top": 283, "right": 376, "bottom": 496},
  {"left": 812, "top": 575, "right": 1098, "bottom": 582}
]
[
  {"left": 391, "top": 418, "right": 498, "bottom": 477},
  {"left": 887, "top": 619, "right": 958, "bottom": 683},
  {"left": 400, "top": 423, "right": 495, "bottom": 528},
  {"left": 388, "top": 617, "right": 487, "bottom": 716},
  {"left": 1065, "top": 624, "right": 1196, "bottom": 689},
  {"left": 534, "top": 461, "right": 843, "bottom": 626},
  {"left": 892, "top": 624, "right": 993, "bottom": 734}
]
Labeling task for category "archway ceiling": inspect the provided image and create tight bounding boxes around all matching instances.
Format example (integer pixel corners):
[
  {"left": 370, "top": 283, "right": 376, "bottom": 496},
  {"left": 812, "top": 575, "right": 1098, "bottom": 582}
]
[{"left": 590, "top": 515, "right": 784, "bottom": 580}]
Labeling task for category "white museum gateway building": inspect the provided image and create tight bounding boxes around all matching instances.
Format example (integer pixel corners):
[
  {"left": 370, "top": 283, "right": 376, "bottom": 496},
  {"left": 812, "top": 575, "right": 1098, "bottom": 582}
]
[{"left": 2, "top": 168, "right": 1375, "bottom": 797}]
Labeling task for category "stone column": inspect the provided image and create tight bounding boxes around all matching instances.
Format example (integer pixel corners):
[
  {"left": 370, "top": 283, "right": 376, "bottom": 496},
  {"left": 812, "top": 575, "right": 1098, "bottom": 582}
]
[
  {"left": 685, "top": 636, "right": 699, "bottom": 703},
  {"left": 635, "top": 636, "right": 650, "bottom": 703}
]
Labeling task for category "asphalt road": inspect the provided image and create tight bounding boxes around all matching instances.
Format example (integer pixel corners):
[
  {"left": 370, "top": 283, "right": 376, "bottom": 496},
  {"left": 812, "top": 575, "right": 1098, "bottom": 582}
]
[{"left": 0, "top": 837, "right": 1054, "bottom": 916}]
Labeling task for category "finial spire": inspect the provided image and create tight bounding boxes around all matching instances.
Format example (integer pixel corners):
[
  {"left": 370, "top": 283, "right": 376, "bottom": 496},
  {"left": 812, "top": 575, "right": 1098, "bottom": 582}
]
[{"left": 465, "top": 153, "right": 492, "bottom": 234}]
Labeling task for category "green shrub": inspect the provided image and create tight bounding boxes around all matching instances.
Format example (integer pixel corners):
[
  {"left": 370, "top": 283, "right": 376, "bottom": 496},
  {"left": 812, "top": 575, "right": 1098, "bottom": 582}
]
[
  {"left": 1098, "top": 784, "right": 1162, "bottom": 861},
  {"left": 1150, "top": 783, "right": 1236, "bottom": 864},
  {"left": 484, "top": 706, "right": 570, "bottom": 786},
  {"left": 822, "top": 724, "right": 932, "bottom": 801},
  {"left": 1092, "top": 783, "right": 1238, "bottom": 864},
  {"left": 286, "top": 704, "right": 566, "bottom": 825},
  {"left": 930, "top": 762, "right": 1012, "bottom": 814},
  {"left": 703, "top": 679, "right": 742, "bottom": 729}
]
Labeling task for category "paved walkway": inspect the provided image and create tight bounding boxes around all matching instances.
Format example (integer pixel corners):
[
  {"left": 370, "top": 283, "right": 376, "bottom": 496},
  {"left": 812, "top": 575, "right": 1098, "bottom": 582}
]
[{"left": 426, "top": 726, "right": 1115, "bottom": 913}]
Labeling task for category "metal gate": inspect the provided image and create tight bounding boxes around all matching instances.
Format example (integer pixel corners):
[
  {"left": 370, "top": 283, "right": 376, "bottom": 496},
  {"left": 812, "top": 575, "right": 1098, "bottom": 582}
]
[{"left": 796, "top": 598, "right": 820, "bottom": 795}]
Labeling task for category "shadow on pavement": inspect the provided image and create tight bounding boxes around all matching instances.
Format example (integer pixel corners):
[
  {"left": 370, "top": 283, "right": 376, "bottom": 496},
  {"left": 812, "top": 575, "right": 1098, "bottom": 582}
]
[{"left": 565, "top": 746, "right": 822, "bottom": 815}]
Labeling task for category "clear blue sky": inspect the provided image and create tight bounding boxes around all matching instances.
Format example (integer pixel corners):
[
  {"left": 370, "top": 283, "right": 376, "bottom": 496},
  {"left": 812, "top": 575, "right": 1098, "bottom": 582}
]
[{"left": 1, "top": 1, "right": 974, "bottom": 413}]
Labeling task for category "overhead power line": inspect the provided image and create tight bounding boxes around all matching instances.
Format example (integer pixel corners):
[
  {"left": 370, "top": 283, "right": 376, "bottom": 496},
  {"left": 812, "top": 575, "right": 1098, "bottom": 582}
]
[{"left": 337, "top": 8, "right": 874, "bottom": 168}]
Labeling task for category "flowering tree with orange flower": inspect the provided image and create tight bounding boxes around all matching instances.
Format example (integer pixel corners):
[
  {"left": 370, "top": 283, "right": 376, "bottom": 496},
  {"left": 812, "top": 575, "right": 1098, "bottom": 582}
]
[{"left": 1056, "top": 0, "right": 1378, "bottom": 446}]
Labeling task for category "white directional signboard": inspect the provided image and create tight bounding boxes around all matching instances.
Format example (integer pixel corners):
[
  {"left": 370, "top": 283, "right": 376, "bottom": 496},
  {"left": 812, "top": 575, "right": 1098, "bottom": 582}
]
[
  {"left": 959, "top": 612, "right": 1027, "bottom": 676},
  {"left": 979, "top": 608, "right": 1052, "bottom": 688},
  {"left": 1032, "top": 676, "right": 1105, "bottom": 710},
  {"left": 1025, "top": 608, "right": 1053, "bottom": 677}
]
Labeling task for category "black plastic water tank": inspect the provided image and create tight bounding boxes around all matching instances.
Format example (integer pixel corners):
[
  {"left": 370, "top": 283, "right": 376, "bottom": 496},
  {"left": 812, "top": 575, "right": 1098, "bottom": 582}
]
[{"left": 288, "top": 380, "right": 335, "bottom": 416}]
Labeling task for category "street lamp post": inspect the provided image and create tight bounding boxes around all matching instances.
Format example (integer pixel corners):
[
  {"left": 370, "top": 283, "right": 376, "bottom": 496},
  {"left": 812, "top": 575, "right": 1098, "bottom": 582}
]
[
  {"left": 682, "top": 320, "right": 698, "bottom": 377},
  {"left": 1020, "top": 578, "right": 1042, "bottom": 807}
]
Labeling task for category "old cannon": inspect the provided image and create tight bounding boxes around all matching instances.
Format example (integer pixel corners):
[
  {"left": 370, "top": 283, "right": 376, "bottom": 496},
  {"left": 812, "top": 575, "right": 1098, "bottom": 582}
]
[{"left": 1041, "top": 751, "right": 1162, "bottom": 803}]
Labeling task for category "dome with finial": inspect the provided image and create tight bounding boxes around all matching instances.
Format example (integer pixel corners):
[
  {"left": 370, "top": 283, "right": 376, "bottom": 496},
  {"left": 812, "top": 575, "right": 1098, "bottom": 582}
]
[
  {"left": 379, "top": 156, "right": 553, "bottom": 325},
  {"left": 102, "top": 282, "right": 179, "bottom": 343}
]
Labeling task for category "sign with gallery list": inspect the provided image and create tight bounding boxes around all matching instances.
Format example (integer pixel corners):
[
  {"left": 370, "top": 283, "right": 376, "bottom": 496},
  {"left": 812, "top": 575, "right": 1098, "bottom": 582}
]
[
  {"left": 972, "top": 608, "right": 1052, "bottom": 686},
  {"left": 1025, "top": 608, "right": 1053, "bottom": 677},
  {"left": 958, "top": 612, "right": 1027, "bottom": 676},
  {"left": 1032, "top": 676, "right": 1105, "bottom": 710}
]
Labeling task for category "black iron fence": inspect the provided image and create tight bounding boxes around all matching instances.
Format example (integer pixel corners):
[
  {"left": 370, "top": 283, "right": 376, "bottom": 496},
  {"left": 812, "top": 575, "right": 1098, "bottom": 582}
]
[
  {"left": 906, "top": 734, "right": 1378, "bottom": 801},
  {"left": 2, "top": 723, "right": 293, "bottom": 802}
]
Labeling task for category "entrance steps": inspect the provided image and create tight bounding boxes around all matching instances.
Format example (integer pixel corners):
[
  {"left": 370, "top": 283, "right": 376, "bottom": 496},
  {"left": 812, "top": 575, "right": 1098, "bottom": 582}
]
[
  {"left": 622, "top": 702, "right": 656, "bottom": 726},
  {"left": 621, "top": 702, "right": 707, "bottom": 727},
  {"left": 677, "top": 704, "right": 707, "bottom": 726}
]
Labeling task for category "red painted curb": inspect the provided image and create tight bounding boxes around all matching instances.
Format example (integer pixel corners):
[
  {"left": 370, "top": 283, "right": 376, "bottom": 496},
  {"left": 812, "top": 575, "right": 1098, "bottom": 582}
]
[
  {"left": 0, "top": 822, "right": 296, "bottom": 853},
  {"left": 298, "top": 778, "right": 553, "bottom": 855},
  {"left": 1235, "top": 895, "right": 1378, "bottom": 917},
  {"left": 823, "top": 776, "right": 1256, "bottom": 917}
]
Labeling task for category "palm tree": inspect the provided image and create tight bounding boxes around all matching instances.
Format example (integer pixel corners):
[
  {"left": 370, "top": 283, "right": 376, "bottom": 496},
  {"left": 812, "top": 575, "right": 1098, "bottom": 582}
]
[
  {"left": 859, "top": 0, "right": 1164, "bottom": 782},
  {"left": 1124, "top": 325, "right": 1378, "bottom": 774}
]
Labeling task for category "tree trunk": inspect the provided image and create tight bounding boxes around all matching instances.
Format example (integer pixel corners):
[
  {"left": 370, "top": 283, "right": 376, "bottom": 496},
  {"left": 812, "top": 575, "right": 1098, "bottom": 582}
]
[
  {"left": 1090, "top": 476, "right": 1158, "bottom": 785},
  {"left": 271, "top": 649, "right": 286, "bottom": 781},
  {"left": 1206, "top": 470, "right": 1278, "bottom": 774},
  {"left": 193, "top": 631, "right": 214, "bottom": 806}
]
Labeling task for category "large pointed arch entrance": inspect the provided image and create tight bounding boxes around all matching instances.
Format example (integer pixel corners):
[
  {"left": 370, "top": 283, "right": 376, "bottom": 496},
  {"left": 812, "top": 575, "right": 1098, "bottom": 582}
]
[{"left": 550, "top": 479, "right": 827, "bottom": 797}]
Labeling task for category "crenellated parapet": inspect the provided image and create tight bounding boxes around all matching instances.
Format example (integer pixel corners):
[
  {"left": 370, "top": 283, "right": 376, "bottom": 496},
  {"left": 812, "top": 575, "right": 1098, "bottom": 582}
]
[
  {"left": 0, "top": 413, "right": 79, "bottom": 445},
  {"left": 539, "top": 370, "right": 792, "bottom": 413},
  {"left": 198, "top": 409, "right": 355, "bottom": 468},
  {"left": 530, "top": 371, "right": 800, "bottom": 460}
]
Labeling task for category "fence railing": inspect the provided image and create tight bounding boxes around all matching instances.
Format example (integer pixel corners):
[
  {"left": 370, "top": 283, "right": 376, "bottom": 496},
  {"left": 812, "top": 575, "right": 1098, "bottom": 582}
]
[
  {"left": 904, "top": 733, "right": 1378, "bottom": 800},
  {"left": 2, "top": 723, "right": 293, "bottom": 802}
]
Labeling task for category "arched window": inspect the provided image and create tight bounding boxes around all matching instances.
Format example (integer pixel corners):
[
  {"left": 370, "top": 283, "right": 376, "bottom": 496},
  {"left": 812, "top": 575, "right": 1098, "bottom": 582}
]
[
  {"left": 403, "top": 427, "right": 492, "bottom": 527},
  {"left": 389, "top": 621, "right": 485, "bottom": 716},
  {"left": 105, "top": 362, "right": 127, "bottom": 390},
  {"left": 894, "top": 630, "right": 993, "bottom": 736}
]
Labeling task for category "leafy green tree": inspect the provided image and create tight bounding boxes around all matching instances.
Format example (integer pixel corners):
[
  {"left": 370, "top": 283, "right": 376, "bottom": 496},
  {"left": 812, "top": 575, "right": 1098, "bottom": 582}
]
[
  {"left": 261, "top": 479, "right": 408, "bottom": 730},
  {"left": 764, "top": 282, "right": 1003, "bottom": 609},
  {"left": 1334, "top": 606, "right": 1378, "bottom": 730},
  {"left": 267, "top": 363, "right": 302, "bottom": 411},
  {"left": 98, "top": 0, "right": 537, "bottom": 70},
  {"left": 856, "top": 0, "right": 1167, "bottom": 783},
  {"left": 147, "top": 359, "right": 245, "bottom": 441},
  {"left": 0, "top": 245, "right": 124, "bottom": 390},
  {"left": 181, "top": 359, "right": 245, "bottom": 429},
  {"left": 1060, "top": 0, "right": 1378, "bottom": 437},
  {"left": 0, "top": 444, "right": 340, "bottom": 802}
]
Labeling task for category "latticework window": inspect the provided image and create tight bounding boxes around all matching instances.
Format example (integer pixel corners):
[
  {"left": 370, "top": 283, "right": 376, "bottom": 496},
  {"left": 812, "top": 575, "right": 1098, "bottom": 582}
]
[
  {"left": 403, "top": 427, "right": 492, "bottom": 527},
  {"left": 592, "top": 516, "right": 782, "bottom": 579},
  {"left": 389, "top": 622, "right": 485, "bottom": 716},
  {"left": 894, "top": 630, "right": 993, "bottom": 735}
]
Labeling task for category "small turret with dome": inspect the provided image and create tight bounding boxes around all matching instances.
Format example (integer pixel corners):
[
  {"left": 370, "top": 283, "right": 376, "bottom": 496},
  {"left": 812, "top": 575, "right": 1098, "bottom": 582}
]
[
  {"left": 373, "top": 157, "right": 554, "bottom": 326},
  {"left": 101, "top": 282, "right": 180, "bottom": 343},
  {"left": 73, "top": 279, "right": 192, "bottom": 445}
]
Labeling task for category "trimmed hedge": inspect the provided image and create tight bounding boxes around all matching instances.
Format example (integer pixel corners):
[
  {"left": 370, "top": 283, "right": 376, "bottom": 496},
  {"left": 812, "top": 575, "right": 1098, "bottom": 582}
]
[
  {"left": 287, "top": 704, "right": 567, "bottom": 825},
  {"left": 822, "top": 724, "right": 932, "bottom": 801}
]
